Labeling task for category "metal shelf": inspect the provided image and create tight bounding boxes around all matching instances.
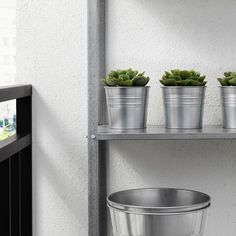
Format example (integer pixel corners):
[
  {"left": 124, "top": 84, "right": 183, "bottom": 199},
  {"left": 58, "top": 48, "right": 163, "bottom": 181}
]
[{"left": 98, "top": 125, "right": 236, "bottom": 140}]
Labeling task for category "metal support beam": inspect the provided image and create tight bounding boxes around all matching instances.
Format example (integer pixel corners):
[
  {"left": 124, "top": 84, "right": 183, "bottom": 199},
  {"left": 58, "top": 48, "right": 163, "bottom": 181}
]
[
  {"left": 0, "top": 158, "right": 10, "bottom": 235},
  {"left": 0, "top": 85, "right": 32, "bottom": 103},
  {"left": 88, "top": 0, "right": 107, "bottom": 236},
  {"left": 19, "top": 146, "right": 32, "bottom": 236},
  {"left": 88, "top": 140, "right": 107, "bottom": 236}
]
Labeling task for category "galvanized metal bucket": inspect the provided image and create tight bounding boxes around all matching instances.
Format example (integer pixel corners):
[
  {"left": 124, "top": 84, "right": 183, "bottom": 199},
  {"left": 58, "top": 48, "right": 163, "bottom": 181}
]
[
  {"left": 107, "top": 188, "right": 210, "bottom": 236},
  {"left": 105, "top": 87, "right": 150, "bottom": 129},
  {"left": 220, "top": 86, "right": 236, "bottom": 129},
  {"left": 161, "top": 86, "right": 206, "bottom": 129}
]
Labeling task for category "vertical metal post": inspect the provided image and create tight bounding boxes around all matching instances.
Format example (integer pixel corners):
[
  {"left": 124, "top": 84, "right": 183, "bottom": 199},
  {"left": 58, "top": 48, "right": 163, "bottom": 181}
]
[
  {"left": 0, "top": 159, "right": 10, "bottom": 235},
  {"left": 19, "top": 146, "right": 32, "bottom": 236},
  {"left": 10, "top": 153, "right": 20, "bottom": 236},
  {"left": 88, "top": 0, "right": 107, "bottom": 236},
  {"left": 17, "top": 96, "right": 32, "bottom": 135},
  {"left": 17, "top": 95, "right": 32, "bottom": 235}
]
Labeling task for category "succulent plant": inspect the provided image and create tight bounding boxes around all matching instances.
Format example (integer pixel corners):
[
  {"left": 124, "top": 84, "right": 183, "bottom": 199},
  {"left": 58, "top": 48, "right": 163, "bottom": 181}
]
[
  {"left": 160, "top": 69, "right": 207, "bottom": 86},
  {"left": 102, "top": 69, "right": 150, "bottom": 87},
  {"left": 217, "top": 72, "right": 236, "bottom": 86}
]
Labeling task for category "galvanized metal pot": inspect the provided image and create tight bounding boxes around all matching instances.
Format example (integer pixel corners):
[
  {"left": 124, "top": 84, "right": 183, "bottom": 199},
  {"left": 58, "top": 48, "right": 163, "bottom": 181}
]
[
  {"left": 220, "top": 86, "right": 236, "bottom": 129},
  {"left": 105, "top": 87, "right": 150, "bottom": 129},
  {"left": 107, "top": 188, "right": 210, "bottom": 236},
  {"left": 161, "top": 86, "right": 206, "bottom": 129}
]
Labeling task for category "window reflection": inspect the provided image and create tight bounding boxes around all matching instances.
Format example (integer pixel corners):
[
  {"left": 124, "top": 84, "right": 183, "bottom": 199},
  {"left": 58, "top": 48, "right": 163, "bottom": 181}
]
[{"left": 0, "top": 0, "right": 16, "bottom": 140}]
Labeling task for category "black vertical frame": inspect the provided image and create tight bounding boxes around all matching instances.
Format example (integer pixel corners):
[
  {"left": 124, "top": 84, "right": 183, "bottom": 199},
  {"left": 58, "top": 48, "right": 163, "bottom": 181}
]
[
  {"left": 10, "top": 153, "right": 20, "bottom": 236},
  {"left": 19, "top": 146, "right": 32, "bottom": 236},
  {"left": 0, "top": 158, "right": 10, "bottom": 235},
  {"left": 0, "top": 85, "right": 32, "bottom": 236}
]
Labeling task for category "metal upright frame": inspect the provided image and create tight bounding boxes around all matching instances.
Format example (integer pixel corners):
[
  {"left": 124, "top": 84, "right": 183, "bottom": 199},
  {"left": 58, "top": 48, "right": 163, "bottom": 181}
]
[
  {"left": 88, "top": 1, "right": 236, "bottom": 236},
  {"left": 88, "top": 1, "right": 107, "bottom": 236}
]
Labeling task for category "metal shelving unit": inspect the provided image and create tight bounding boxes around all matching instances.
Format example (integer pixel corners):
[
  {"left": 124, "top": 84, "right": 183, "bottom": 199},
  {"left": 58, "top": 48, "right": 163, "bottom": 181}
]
[{"left": 87, "top": 1, "right": 236, "bottom": 236}]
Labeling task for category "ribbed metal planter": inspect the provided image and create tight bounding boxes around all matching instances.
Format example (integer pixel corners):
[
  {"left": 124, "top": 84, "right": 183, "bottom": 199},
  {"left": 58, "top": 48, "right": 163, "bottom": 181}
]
[
  {"left": 105, "top": 87, "right": 150, "bottom": 129},
  {"left": 162, "top": 86, "right": 206, "bottom": 129},
  {"left": 107, "top": 188, "right": 210, "bottom": 236},
  {"left": 220, "top": 86, "right": 236, "bottom": 128}
]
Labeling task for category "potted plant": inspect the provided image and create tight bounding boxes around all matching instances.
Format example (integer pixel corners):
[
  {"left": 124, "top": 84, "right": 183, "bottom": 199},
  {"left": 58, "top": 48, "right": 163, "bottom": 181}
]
[
  {"left": 160, "top": 69, "right": 207, "bottom": 129},
  {"left": 218, "top": 72, "right": 236, "bottom": 128},
  {"left": 102, "top": 68, "right": 150, "bottom": 129}
]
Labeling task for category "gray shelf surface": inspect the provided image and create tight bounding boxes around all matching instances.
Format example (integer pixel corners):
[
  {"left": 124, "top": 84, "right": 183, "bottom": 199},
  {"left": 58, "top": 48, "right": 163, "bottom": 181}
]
[{"left": 97, "top": 125, "right": 236, "bottom": 140}]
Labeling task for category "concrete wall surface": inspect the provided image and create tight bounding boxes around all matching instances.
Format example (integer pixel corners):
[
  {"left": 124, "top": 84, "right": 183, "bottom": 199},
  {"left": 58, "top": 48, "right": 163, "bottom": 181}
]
[{"left": 17, "top": 0, "right": 88, "bottom": 235}]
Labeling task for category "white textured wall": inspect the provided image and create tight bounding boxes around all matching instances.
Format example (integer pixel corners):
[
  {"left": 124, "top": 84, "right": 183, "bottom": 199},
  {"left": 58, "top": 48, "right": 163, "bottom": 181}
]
[
  {"left": 107, "top": 1, "right": 236, "bottom": 236},
  {"left": 17, "top": 0, "right": 87, "bottom": 235},
  {"left": 16, "top": 0, "right": 236, "bottom": 235}
]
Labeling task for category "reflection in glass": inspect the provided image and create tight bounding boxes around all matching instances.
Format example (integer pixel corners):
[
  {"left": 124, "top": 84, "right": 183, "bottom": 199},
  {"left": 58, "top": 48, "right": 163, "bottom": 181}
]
[{"left": 0, "top": 0, "right": 16, "bottom": 140}]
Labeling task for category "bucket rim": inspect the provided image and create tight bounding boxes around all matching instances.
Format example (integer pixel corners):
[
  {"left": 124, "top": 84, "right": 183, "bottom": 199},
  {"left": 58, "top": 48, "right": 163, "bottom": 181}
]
[
  {"left": 160, "top": 85, "right": 207, "bottom": 88},
  {"left": 104, "top": 86, "right": 150, "bottom": 89},
  {"left": 107, "top": 202, "right": 211, "bottom": 216},
  {"left": 219, "top": 85, "right": 236, "bottom": 88},
  {"left": 107, "top": 188, "right": 211, "bottom": 213}
]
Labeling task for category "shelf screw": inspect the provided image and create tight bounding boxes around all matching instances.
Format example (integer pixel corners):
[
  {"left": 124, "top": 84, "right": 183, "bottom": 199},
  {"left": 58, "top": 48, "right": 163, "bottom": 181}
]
[{"left": 90, "top": 134, "right": 96, "bottom": 139}]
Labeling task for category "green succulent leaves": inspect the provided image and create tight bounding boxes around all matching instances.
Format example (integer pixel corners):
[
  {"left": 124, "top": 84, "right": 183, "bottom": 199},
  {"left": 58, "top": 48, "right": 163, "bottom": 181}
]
[
  {"left": 103, "top": 69, "right": 236, "bottom": 87},
  {"left": 102, "top": 69, "right": 150, "bottom": 87},
  {"left": 160, "top": 69, "right": 207, "bottom": 86},
  {"left": 218, "top": 72, "right": 236, "bottom": 86}
]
